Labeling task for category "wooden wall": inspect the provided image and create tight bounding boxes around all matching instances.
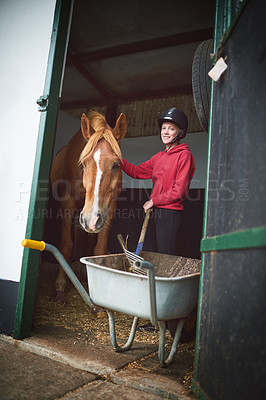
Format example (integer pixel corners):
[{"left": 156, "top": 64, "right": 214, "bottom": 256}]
[{"left": 65, "top": 94, "right": 203, "bottom": 137}]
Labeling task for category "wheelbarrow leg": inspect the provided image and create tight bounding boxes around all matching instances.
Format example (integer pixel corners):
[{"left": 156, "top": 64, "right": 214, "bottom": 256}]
[
  {"left": 106, "top": 310, "right": 139, "bottom": 352},
  {"left": 158, "top": 318, "right": 185, "bottom": 367}
]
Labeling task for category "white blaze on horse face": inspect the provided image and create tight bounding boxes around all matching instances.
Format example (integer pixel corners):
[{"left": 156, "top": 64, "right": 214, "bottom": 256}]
[{"left": 88, "top": 149, "right": 102, "bottom": 231}]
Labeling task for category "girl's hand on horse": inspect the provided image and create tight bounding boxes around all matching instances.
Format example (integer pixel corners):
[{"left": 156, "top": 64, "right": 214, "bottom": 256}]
[{"left": 143, "top": 199, "right": 153, "bottom": 213}]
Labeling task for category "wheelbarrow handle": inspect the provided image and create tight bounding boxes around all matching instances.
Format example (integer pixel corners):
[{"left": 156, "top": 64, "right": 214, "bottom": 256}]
[
  {"left": 21, "top": 239, "right": 46, "bottom": 251},
  {"left": 134, "top": 259, "right": 158, "bottom": 327},
  {"left": 21, "top": 238, "right": 95, "bottom": 308}
]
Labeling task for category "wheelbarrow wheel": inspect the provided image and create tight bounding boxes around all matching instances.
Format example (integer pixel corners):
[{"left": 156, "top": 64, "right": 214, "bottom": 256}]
[
  {"left": 91, "top": 307, "right": 107, "bottom": 318},
  {"left": 166, "top": 307, "right": 197, "bottom": 343}
]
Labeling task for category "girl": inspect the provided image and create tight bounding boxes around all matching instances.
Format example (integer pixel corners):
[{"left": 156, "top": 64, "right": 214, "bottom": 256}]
[
  {"left": 122, "top": 107, "right": 195, "bottom": 256},
  {"left": 122, "top": 107, "right": 196, "bottom": 338}
]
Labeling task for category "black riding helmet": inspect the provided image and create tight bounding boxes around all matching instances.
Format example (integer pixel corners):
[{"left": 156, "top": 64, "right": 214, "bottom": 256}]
[{"left": 158, "top": 107, "right": 188, "bottom": 140}]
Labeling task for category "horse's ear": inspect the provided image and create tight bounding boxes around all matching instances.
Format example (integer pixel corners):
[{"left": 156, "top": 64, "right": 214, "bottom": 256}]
[
  {"left": 81, "top": 113, "right": 93, "bottom": 140},
  {"left": 113, "top": 113, "right": 126, "bottom": 141}
]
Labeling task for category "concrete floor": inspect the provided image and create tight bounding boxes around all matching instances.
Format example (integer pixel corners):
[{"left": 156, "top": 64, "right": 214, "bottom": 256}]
[{"left": 0, "top": 326, "right": 197, "bottom": 399}]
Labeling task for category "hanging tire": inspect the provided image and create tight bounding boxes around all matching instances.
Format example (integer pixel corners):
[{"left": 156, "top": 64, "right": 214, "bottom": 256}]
[{"left": 192, "top": 39, "right": 214, "bottom": 133}]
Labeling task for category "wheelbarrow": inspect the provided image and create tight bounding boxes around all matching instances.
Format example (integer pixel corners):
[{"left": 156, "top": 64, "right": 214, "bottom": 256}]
[{"left": 22, "top": 239, "right": 200, "bottom": 367}]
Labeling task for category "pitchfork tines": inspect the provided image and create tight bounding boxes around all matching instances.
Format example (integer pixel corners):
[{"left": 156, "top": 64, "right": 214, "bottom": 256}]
[{"left": 117, "top": 234, "right": 147, "bottom": 275}]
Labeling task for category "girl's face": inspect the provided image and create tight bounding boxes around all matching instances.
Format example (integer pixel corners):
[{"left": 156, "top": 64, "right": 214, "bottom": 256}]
[{"left": 161, "top": 122, "right": 180, "bottom": 148}]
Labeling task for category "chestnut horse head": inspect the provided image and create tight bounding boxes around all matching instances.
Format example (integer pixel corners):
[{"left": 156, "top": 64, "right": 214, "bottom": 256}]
[{"left": 79, "top": 111, "right": 126, "bottom": 233}]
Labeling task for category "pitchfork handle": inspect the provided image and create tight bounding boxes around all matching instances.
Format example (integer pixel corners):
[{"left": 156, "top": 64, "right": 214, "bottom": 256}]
[
  {"left": 136, "top": 209, "right": 151, "bottom": 255},
  {"left": 117, "top": 234, "right": 127, "bottom": 252}
]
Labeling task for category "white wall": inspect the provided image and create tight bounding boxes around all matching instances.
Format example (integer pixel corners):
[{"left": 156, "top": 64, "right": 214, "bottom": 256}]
[{"left": 0, "top": 0, "right": 56, "bottom": 282}]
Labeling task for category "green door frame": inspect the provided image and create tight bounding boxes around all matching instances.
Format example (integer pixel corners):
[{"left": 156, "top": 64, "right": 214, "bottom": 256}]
[
  {"left": 13, "top": 0, "right": 74, "bottom": 339},
  {"left": 191, "top": 1, "right": 266, "bottom": 399}
]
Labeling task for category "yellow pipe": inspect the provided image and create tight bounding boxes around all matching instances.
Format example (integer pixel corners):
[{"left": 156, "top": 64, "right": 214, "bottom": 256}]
[{"left": 21, "top": 239, "right": 46, "bottom": 251}]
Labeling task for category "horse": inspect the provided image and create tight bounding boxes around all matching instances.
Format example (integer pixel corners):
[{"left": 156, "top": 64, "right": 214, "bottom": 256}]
[{"left": 50, "top": 110, "right": 127, "bottom": 303}]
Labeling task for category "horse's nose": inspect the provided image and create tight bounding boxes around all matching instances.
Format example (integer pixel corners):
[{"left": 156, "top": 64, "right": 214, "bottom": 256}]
[{"left": 79, "top": 210, "right": 105, "bottom": 232}]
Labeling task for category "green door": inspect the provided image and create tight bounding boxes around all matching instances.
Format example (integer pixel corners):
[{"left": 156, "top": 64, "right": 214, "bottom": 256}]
[
  {"left": 192, "top": 0, "right": 266, "bottom": 399},
  {"left": 13, "top": 0, "right": 74, "bottom": 339}
]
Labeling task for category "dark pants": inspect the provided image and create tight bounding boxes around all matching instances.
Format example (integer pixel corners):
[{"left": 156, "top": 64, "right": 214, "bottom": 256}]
[
  {"left": 143, "top": 207, "right": 185, "bottom": 338},
  {"left": 143, "top": 207, "right": 182, "bottom": 255}
]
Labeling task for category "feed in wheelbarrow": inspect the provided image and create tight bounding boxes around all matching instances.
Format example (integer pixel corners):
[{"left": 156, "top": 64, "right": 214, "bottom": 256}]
[{"left": 88, "top": 251, "right": 200, "bottom": 277}]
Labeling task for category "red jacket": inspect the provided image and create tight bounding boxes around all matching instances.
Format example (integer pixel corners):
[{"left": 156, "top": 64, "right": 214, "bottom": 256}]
[{"left": 122, "top": 143, "right": 195, "bottom": 210}]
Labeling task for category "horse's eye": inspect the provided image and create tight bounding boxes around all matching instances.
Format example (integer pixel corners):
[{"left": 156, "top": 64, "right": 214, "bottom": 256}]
[{"left": 112, "top": 162, "right": 120, "bottom": 171}]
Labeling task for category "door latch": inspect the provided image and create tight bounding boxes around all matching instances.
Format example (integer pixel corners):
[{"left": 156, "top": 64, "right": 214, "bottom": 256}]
[{"left": 36, "top": 95, "right": 49, "bottom": 112}]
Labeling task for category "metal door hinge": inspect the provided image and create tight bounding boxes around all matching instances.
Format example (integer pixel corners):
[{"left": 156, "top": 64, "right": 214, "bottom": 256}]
[{"left": 36, "top": 95, "right": 49, "bottom": 112}]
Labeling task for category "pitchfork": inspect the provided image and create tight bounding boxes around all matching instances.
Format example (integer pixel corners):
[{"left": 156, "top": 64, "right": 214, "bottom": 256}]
[{"left": 117, "top": 209, "right": 151, "bottom": 275}]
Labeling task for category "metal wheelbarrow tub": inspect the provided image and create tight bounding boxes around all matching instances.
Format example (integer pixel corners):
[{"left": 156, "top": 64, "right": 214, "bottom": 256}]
[
  {"left": 80, "top": 251, "right": 200, "bottom": 366},
  {"left": 80, "top": 252, "right": 199, "bottom": 321},
  {"left": 21, "top": 240, "right": 200, "bottom": 367}
]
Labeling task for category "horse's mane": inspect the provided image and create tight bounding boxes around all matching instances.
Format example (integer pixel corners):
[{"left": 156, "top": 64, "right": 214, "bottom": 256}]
[{"left": 79, "top": 111, "right": 122, "bottom": 163}]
